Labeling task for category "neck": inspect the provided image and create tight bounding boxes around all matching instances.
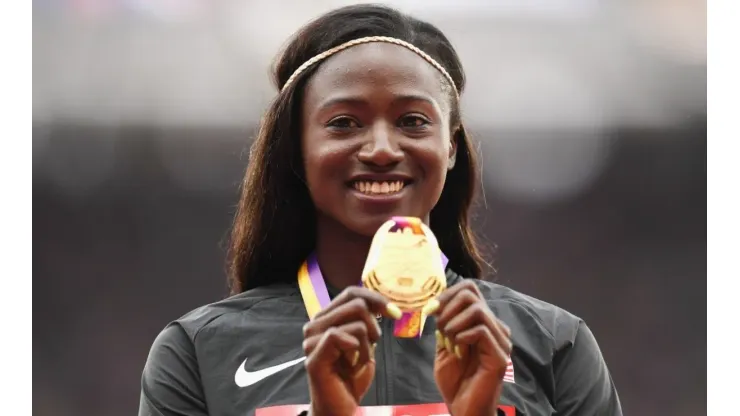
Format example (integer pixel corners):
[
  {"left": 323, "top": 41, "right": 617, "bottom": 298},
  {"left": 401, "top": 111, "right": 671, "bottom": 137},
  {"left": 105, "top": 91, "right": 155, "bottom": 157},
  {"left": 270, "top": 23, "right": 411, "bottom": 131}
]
[{"left": 314, "top": 217, "right": 373, "bottom": 290}]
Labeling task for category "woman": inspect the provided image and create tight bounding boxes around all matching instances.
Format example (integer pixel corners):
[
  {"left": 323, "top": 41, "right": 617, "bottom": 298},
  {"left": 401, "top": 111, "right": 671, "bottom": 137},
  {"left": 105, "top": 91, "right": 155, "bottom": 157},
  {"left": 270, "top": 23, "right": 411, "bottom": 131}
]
[{"left": 139, "top": 4, "right": 622, "bottom": 416}]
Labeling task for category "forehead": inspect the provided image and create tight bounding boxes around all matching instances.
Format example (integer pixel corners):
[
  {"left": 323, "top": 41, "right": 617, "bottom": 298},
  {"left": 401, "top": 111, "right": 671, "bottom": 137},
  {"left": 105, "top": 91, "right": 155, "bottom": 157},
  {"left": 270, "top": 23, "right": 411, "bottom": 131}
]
[{"left": 303, "top": 42, "right": 448, "bottom": 106}]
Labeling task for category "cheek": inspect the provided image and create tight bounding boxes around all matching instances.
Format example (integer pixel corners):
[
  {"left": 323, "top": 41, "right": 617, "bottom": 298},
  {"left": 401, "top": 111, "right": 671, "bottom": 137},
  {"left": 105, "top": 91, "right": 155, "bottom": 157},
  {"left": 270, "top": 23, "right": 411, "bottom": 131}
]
[
  {"left": 414, "top": 140, "right": 450, "bottom": 181},
  {"left": 413, "top": 143, "right": 450, "bottom": 205},
  {"left": 302, "top": 141, "right": 353, "bottom": 195}
]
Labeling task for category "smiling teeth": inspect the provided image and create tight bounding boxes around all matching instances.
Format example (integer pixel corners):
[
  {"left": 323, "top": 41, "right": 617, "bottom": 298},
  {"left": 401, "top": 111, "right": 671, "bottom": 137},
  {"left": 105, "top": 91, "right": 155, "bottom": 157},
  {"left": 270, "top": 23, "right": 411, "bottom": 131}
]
[{"left": 354, "top": 181, "right": 405, "bottom": 195}]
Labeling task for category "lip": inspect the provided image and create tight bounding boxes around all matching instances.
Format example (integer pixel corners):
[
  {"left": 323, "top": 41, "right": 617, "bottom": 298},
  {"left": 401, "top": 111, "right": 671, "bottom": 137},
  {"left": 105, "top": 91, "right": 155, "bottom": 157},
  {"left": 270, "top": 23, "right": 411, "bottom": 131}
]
[{"left": 347, "top": 173, "right": 414, "bottom": 184}]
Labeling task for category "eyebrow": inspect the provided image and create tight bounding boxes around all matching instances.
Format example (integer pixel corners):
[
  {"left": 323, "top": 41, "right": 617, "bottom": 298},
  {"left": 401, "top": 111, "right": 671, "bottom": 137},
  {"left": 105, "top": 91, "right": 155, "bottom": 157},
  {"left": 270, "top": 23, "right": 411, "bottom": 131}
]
[{"left": 316, "top": 94, "right": 438, "bottom": 112}]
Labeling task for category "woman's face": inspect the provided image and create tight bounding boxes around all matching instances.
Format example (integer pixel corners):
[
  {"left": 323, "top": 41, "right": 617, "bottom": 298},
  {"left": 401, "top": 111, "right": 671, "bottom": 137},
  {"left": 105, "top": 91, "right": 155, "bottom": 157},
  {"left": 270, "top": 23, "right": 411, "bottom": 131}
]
[{"left": 300, "top": 42, "right": 457, "bottom": 238}]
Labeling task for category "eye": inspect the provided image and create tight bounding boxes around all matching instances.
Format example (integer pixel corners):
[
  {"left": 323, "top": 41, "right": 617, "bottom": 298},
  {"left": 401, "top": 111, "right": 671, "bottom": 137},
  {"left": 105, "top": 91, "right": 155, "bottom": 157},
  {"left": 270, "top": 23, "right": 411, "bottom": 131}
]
[
  {"left": 398, "top": 114, "right": 431, "bottom": 129},
  {"left": 327, "top": 116, "right": 361, "bottom": 129}
]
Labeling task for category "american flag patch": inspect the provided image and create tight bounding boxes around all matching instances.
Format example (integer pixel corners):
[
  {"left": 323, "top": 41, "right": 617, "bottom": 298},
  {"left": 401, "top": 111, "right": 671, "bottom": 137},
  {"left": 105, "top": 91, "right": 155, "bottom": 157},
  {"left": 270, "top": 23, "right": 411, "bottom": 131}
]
[{"left": 503, "top": 355, "right": 515, "bottom": 383}]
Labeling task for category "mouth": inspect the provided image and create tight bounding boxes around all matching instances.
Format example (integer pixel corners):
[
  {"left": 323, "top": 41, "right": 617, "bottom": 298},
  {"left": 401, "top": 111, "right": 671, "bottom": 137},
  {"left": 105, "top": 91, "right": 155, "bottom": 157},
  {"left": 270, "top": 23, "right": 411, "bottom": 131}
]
[{"left": 351, "top": 179, "right": 410, "bottom": 196}]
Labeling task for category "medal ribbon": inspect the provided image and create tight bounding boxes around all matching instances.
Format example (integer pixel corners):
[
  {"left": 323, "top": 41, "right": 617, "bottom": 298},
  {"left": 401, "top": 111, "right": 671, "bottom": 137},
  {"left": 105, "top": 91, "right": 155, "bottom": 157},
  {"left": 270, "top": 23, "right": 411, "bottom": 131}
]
[{"left": 296, "top": 252, "right": 332, "bottom": 320}]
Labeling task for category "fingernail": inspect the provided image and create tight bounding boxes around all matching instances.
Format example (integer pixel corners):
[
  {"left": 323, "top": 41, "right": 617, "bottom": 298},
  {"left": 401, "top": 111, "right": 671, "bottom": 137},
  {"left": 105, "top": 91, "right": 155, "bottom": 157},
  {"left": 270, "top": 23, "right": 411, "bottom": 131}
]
[
  {"left": 454, "top": 344, "right": 462, "bottom": 359},
  {"left": 421, "top": 299, "right": 440, "bottom": 316},
  {"left": 351, "top": 350, "right": 359, "bottom": 367},
  {"left": 386, "top": 303, "right": 403, "bottom": 320},
  {"left": 444, "top": 337, "right": 453, "bottom": 354},
  {"left": 435, "top": 330, "right": 443, "bottom": 346}
]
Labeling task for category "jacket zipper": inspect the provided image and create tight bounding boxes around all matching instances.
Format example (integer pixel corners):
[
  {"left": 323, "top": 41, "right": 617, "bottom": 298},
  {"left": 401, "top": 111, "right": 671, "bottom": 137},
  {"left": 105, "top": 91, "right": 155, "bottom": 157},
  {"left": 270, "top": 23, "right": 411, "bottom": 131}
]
[
  {"left": 376, "top": 317, "right": 393, "bottom": 405},
  {"left": 375, "top": 316, "right": 384, "bottom": 404}
]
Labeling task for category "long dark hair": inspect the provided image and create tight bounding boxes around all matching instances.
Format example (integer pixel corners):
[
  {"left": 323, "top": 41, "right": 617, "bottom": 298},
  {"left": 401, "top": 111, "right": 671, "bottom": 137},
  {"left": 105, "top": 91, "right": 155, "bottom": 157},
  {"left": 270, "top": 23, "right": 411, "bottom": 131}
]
[{"left": 227, "top": 4, "right": 489, "bottom": 294}]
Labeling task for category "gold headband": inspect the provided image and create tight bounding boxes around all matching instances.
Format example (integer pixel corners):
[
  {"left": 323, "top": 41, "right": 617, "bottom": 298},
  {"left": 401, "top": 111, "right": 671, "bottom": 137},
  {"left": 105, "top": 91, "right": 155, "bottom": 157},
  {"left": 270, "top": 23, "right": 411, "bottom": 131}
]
[{"left": 280, "top": 36, "right": 459, "bottom": 99}]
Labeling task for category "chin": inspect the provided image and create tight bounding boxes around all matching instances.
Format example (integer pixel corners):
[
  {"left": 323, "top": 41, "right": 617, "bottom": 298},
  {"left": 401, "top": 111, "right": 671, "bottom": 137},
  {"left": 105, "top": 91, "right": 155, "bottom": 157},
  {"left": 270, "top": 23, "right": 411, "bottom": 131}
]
[
  {"left": 346, "top": 211, "right": 427, "bottom": 238},
  {"left": 346, "top": 217, "right": 391, "bottom": 238}
]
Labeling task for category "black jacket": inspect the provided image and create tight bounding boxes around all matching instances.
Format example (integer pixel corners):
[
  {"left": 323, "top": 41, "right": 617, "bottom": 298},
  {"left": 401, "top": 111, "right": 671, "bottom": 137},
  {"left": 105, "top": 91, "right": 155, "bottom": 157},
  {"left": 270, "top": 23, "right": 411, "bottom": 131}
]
[{"left": 139, "top": 270, "right": 622, "bottom": 415}]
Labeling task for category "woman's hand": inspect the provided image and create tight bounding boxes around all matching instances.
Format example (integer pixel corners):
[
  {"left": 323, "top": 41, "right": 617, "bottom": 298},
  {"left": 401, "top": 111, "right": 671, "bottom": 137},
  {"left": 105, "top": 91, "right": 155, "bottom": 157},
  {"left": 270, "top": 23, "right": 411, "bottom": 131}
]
[
  {"left": 302, "top": 286, "right": 403, "bottom": 416},
  {"left": 426, "top": 280, "right": 512, "bottom": 416}
]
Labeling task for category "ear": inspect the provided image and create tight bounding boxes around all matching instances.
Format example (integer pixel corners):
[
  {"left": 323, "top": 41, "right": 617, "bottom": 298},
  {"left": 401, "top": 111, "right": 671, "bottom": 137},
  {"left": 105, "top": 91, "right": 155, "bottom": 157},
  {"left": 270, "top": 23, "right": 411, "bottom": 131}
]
[{"left": 448, "top": 129, "right": 459, "bottom": 171}]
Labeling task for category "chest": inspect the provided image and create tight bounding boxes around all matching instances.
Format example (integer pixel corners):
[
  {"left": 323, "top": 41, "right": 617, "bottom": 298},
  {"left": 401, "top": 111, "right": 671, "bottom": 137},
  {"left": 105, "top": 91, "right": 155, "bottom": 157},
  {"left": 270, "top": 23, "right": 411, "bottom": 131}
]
[{"left": 196, "top": 316, "right": 555, "bottom": 416}]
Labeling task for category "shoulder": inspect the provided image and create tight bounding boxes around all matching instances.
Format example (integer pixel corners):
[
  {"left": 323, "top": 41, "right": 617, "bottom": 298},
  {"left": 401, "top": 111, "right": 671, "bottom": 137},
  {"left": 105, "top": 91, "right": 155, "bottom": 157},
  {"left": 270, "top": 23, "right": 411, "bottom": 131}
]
[
  {"left": 140, "top": 283, "right": 301, "bottom": 395},
  {"left": 152, "top": 285, "right": 300, "bottom": 351},
  {"left": 449, "top": 274, "right": 622, "bottom": 413},
  {"left": 163, "top": 283, "right": 302, "bottom": 343},
  {"left": 141, "top": 283, "right": 301, "bottom": 383}
]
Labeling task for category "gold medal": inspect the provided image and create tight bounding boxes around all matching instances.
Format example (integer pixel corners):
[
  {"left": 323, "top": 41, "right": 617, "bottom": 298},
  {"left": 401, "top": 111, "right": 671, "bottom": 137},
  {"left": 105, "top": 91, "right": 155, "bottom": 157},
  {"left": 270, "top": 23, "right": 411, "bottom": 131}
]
[{"left": 362, "top": 217, "right": 447, "bottom": 337}]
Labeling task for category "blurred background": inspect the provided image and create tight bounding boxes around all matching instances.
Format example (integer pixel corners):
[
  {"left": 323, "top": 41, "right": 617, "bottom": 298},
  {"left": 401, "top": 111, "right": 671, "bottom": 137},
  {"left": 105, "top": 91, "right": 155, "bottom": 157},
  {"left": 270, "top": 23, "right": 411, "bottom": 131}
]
[{"left": 33, "top": 0, "right": 706, "bottom": 415}]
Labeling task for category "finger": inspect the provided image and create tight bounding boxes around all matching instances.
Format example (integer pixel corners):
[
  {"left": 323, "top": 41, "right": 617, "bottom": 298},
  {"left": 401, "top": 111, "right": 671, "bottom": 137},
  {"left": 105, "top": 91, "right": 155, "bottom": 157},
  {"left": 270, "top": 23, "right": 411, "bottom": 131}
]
[
  {"left": 304, "top": 328, "right": 360, "bottom": 373},
  {"left": 434, "top": 329, "right": 446, "bottom": 354},
  {"left": 304, "top": 297, "right": 382, "bottom": 341},
  {"left": 455, "top": 324, "right": 510, "bottom": 376},
  {"left": 490, "top": 317, "right": 512, "bottom": 354},
  {"left": 449, "top": 313, "right": 512, "bottom": 357},
  {"left": 313, "top": 286, "right": 403, "bottom": 320},
  {"left": 435, "top": 287, "right": 479, "bottom": 331},
  {"left": 335, "top": 321, "right": 374, "bottom": 369},
  {"left": 302, "top": 327, "right": 359, "bottom": 358},
  {"left": 435, "top": 280, "right": 483, "bottom": 307},
  {"left": 302, "top": 333, "right": 320, "bottom": 357},
  {"left": 434, "top": 329, "right": 463, "bottom": 358},
  {"left": 303, "top": 323, "right": 375, "bottom": 370},
  {"left": 442, "top": 302, "right": 510, "bottom": 352}
]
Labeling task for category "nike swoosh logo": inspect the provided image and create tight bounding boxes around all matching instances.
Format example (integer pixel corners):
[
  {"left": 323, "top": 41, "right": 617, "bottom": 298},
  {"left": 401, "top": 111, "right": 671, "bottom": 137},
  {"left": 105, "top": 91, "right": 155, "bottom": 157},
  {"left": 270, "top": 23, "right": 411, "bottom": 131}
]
[{"left": 234, "top": 356, "right": 307, "bottom": 388}]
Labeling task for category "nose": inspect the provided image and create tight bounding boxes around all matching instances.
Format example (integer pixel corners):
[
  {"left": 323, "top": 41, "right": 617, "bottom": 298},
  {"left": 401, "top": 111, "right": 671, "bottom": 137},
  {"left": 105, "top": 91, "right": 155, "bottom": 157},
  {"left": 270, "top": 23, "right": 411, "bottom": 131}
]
[{"left": 357, "top": 121, "right": 404, "bottom": 167}]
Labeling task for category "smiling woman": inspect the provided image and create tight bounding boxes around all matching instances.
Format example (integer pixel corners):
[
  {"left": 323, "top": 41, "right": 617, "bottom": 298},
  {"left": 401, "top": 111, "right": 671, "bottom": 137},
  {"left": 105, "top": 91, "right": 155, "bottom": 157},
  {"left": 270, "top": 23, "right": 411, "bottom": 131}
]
[{"left": 138, "top": 4, "right": 622, "bottom": 416}]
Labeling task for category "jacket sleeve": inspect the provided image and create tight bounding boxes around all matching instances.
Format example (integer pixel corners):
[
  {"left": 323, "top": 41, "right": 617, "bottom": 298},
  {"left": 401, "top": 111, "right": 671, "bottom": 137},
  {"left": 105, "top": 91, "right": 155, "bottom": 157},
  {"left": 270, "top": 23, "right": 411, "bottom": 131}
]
[
  {"left": 138, "top": 324, "right": 209, "bottom": 416},
  {"left": 553, "top": 321, "right": 623, "bottom": 416}
]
